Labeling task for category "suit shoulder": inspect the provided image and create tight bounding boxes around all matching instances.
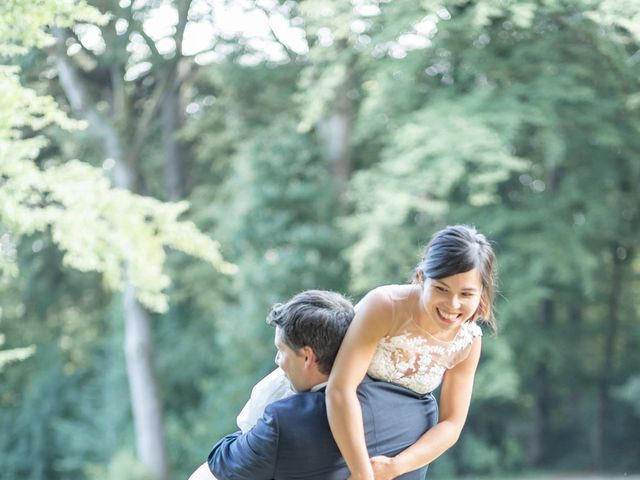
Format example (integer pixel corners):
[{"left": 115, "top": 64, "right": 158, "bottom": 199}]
[
  {"left": 262, "top": 390, "right": 327, "bottom": 432},
  {"left": 265, "top": 390, "right": 325, "bottom": 413}
]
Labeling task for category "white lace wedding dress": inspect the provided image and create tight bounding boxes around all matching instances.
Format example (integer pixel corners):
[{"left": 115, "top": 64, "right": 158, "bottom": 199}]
[{"left": 366, "top": 285, "right": 483, "bottom": 394}]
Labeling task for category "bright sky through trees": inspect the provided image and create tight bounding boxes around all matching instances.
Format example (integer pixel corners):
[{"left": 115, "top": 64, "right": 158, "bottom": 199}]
[{"left": 101, "top": 0, "right": 439, "bottom": 71}]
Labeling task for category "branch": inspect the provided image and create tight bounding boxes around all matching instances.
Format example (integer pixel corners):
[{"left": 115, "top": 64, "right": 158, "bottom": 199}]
[
  {"left": 68, "top": 28, "right": 99, "bottom": 61},
  {"left": 254, "top": 4, "right": 299, "bottom": 61},
  {"left": 117, "top": 1, "right": 163, "bottom": 64},
  {"left": 175, "top": 0, "right": 194, "bottom": 56},
  {"left": 53, "top": 29, "right": 101, "bottom": 122},
  {"left": 63, "top": 29, "right": 113, "bottom": 88},
  {"left": 130, "top": 0, "right": 196, "bottom": 160},
  {"left": 135, "top": 20, "right": 163, "bottom": 62},
  {"left": 53, "top": 28, "right": 130, "bottom": 189},
  {"left": 129, "top": 70, "right": 172, "bottom": 163}
]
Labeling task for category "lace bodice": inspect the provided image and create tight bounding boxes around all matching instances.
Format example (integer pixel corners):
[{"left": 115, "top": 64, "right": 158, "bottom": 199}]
[{"left": 367, "top": 286, "right": 482, "bottom": 394}]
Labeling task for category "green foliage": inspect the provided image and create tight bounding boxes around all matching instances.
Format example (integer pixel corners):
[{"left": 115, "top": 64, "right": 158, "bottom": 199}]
[
  {"left": 175, "top": 1, "right": 640, "bottom": 474},
  {"left": 0, "top": 0, "right": 105, "bottom": 55},
  {"left": 0, "top": 1, "right": 239, "bottom": 478},
  {"left": 347, "top": 97, "right": 527, "bottom": 290},
  {"left": 168, "top": 60, "right": 352, "bottom": 475},
  {"left": 1, "top": 0, "right": 235, "bottom": 313},
  {"left": 457, "top": 430, "right": 502, "bottom": 474},
  {"left": 86, "top": 450, "right": 152, "bottom": 480},
  {"left": 473, "top": 335, "right": 519, "bottom": 402},
  {"left": 614, "top": 375, "right": 640, "bottom": 416},
  {"left": 1, "top": 158, "right": 236, "bottom": 312},
  {"left": 342, "top": 0, "right": 640, "bottom": 473},
  {"left": 201, "top": 116, "right": 348, "bottom": 406},
  {"left": 3, "top": 0, "right": 640, "bottom": 477}
]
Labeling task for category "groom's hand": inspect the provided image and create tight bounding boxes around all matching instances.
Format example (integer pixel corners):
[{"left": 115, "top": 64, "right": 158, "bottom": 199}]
[{"left": 370, "top": 455, "right": 398, "bottom": 480}]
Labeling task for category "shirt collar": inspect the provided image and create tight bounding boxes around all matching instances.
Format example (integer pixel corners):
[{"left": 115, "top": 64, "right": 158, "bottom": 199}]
[{"left": 310, "top": 381, "right": 328, "bottom": 392}]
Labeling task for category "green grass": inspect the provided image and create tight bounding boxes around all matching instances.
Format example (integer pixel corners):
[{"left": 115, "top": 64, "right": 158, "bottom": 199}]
[{"left": 436, "top": 476, "right": 640, "bottom": 480}]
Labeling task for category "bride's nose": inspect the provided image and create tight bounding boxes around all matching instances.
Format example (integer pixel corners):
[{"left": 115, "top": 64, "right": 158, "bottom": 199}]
[{"left": 449, "top": 295, "right": 462, "bottom": 309}]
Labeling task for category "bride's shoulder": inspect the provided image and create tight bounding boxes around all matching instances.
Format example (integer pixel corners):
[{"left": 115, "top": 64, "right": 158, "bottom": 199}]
[
  {"left": 355, "top": 284, "right": 416, "bottom": 314},
  {"left": 357, "top": 285, "right": 390, "bottom": 306},
  {"left": 366, "top": 283, "right": 420, "bottom": 300},
  {"left": 372, "top": 284, "right": 417, "bottom": 302}
]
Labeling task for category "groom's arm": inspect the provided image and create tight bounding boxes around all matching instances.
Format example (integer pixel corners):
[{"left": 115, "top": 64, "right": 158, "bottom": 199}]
[{"left": 207, "top": 404, "right": 279, "bottom": 480}]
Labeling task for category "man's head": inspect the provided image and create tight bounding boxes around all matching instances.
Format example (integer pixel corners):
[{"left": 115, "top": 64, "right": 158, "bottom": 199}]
[{"left": 266, "top": 290, "right": 354, "bottom": 392}]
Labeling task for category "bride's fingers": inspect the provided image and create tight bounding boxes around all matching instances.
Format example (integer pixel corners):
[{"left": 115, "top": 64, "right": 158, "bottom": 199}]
[{"left": 370, "top": 456, "right": 396, "bottom": 480}]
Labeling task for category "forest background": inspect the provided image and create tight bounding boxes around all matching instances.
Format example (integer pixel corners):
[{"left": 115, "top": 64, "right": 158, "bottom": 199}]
[{"left": 1, "top": 0, "right": 639, "bottom": 479}]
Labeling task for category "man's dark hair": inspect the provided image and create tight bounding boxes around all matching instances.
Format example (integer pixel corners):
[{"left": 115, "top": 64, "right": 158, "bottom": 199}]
[{"left": 266, "top": 290, "right": 354, "bottom": 375}]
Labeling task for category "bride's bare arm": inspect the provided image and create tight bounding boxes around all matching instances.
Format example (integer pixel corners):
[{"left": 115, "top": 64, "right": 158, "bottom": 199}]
[{"left": 326, "top": 289, "right": 393, "bottom": 480}]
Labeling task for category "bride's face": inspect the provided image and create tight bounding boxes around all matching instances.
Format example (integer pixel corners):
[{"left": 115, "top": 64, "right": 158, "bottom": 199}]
[
  {"left": 420, "top": 268, "right": 482, "bottom": 334},
  {"left": 274, "top": 327, "right": 309, "bottom": 392}
]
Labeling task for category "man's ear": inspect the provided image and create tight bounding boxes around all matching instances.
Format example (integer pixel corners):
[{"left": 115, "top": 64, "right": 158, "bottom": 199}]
[{"left": 301, "top": 346, "right": 317, "bottom": 368}]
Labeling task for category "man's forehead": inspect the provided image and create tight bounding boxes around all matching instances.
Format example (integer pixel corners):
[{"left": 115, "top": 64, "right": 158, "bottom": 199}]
[{"left": 274, "top": 327, "right": 298, "bottom": 353}]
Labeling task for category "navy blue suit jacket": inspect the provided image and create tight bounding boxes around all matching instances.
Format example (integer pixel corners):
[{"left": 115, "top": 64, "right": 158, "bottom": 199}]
[{"left": 208, "top": 376, "right": 438, "bottom": 480}]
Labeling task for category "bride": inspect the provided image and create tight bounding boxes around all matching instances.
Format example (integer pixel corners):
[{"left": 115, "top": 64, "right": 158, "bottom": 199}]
[{"left": 190, "top": 224, "right": 497, "bottom": 480}]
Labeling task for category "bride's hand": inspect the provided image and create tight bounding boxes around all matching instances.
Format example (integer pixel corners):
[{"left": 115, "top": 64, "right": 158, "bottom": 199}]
[{"left": 370, "top": 455, "right": 398, "bottom": 480}]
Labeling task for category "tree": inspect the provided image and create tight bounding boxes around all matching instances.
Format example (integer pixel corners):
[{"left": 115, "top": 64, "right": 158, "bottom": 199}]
[{"left": 1, "top": 1, "right": 235, "bottom": 478}]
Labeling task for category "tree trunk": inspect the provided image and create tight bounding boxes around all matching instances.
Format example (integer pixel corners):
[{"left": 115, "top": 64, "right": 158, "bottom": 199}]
[
  {"left": 162, "top": 68, "right": 186, "bottom": 201},
  {"left": 124, "top": 285, "right": 169, "bottom": 480},
  {"left": 316, "top": 56, "right": 354, "bottom": 208},
  {"left": 566, "top": 302, "right": 584, "bottom": 438},
  {"left": 531, "top": 298, "right": 553, "bottom": 466},
  {"left": 593, "top": 244, "right": 623, "bottom": 470},
  {"left": 55, "top": 33, "right": 170, "bottom": 480}
]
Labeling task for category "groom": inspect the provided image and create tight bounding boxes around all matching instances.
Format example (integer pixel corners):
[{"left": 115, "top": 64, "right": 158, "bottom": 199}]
[{"left": 198, "top": 290, "right": 437, "bottom": 480}]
